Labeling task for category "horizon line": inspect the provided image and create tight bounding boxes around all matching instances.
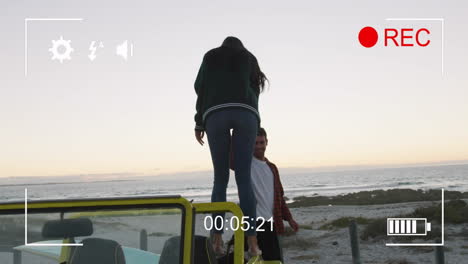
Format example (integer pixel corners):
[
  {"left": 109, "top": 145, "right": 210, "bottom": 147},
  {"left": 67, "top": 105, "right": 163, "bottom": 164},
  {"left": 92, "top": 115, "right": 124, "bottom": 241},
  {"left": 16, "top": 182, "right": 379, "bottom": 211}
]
[{"left": 2, "top": 159, "right": 468, "bottom": 179}]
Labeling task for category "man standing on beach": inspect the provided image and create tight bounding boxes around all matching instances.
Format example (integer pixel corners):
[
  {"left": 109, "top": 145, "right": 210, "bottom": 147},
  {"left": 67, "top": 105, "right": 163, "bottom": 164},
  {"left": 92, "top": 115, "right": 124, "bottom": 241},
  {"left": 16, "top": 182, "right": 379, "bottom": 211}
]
[{"left": 232, "top": 127, "right": 299, "bottom": 261}]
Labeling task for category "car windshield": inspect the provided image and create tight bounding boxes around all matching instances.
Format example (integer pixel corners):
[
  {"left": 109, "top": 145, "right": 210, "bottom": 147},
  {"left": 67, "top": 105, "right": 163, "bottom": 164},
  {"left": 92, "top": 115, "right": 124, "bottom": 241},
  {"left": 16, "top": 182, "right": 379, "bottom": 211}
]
[{"left": 0, "top": 206, "right": 183, "bottom": 264}]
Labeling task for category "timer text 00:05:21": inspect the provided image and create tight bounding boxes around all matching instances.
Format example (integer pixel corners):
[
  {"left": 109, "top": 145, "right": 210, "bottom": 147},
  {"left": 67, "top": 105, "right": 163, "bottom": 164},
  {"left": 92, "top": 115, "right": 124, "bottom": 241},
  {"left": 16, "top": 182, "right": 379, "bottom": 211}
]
[{"left": 204, "top": 216, "right": 273, "bottom": 231}]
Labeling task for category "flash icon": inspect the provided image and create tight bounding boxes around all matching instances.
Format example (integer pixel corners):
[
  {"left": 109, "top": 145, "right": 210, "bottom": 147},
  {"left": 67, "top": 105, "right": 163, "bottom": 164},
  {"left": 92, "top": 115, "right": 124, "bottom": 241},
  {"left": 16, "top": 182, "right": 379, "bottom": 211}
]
[{"left": 88, "top": 41, "right": 104, "bottom": 61}]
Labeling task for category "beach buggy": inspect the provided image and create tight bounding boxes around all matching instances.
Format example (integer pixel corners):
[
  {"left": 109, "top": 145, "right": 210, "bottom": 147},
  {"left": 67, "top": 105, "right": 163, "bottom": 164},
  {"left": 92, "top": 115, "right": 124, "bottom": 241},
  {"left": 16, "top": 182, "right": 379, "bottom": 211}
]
[{"left": 0, "top": 195, "right": 282, "bottom": 264}]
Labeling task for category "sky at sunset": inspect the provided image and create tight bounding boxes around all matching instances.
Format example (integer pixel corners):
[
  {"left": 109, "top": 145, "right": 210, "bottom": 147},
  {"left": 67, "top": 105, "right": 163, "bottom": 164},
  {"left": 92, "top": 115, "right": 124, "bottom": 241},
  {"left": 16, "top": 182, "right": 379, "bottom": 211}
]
[{"left": 1, "top": 0, "right": 467, "bottom": 178}]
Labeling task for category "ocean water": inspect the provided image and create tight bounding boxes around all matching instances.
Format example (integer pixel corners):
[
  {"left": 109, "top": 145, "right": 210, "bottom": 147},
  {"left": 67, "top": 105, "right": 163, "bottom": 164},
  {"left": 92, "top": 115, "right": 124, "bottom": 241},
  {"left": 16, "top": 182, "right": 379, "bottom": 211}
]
[{"left": 1, "top": 164, "right": 467, "bottom": 203}]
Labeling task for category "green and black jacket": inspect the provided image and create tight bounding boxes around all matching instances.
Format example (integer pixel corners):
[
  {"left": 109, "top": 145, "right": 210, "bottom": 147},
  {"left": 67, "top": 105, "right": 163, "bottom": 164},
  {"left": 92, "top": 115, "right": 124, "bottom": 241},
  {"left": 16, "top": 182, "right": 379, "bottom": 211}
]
[{"left": 194, "top": 45, "right": 261, "bottom": 131}]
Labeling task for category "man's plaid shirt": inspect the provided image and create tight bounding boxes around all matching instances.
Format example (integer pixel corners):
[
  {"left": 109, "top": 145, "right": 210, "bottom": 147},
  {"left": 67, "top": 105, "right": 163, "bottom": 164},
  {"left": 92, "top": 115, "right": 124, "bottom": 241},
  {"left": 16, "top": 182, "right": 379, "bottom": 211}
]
[{"left": 264, "top": 157, "right": 293, "bottom": 235}]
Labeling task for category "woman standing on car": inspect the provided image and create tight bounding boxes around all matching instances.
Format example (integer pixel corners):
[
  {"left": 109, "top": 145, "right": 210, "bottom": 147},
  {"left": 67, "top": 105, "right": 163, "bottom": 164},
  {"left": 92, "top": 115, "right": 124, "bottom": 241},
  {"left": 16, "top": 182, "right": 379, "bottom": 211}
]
[{"left": 194, "top": 36, "right": 267, "bottom": 257}]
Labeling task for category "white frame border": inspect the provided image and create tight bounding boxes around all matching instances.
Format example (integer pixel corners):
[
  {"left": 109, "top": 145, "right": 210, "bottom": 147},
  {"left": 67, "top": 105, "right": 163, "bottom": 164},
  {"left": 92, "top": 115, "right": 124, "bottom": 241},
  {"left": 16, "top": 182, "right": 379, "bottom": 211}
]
[
  {"left": 386, "top": 188, "right": 444, "bottom": 247},
  {"left": 24, "top": 188, "right": 83, "bottom": 247},
  {"left": 385, "top": 18, "right": 444, "bottom": 76},
  {"left": 24, "top": 18, "right": 83, "bottom": 77}
]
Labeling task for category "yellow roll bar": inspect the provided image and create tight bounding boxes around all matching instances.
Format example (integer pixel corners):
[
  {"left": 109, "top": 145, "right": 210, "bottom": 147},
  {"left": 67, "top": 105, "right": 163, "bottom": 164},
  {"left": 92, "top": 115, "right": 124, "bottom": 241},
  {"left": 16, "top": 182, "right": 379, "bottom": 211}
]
[{"left": 193, "top": 202, "right": 245, "bottom": 264}]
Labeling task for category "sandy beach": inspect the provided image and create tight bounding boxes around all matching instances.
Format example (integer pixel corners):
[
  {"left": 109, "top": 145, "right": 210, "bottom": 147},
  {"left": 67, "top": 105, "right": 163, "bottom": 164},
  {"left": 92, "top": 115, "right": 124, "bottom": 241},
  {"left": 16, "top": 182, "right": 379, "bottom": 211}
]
[{"left": 1, "top": 190, "right": 467, "bottom": 264}]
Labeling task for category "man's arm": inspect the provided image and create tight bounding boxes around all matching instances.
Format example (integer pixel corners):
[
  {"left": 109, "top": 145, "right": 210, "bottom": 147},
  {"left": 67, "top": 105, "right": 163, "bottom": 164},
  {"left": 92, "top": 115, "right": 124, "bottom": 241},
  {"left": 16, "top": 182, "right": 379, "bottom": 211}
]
[
  {"left": 278, "top": 174, "right": 293, "bottom": 221},
  {"left": 274, "top": 164, "right": 299, "bottom": 232}
]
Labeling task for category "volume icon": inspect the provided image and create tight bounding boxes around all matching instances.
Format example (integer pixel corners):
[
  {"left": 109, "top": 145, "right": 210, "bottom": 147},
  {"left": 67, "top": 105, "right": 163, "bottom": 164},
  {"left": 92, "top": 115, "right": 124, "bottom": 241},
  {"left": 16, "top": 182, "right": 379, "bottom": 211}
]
[{"left": 116, "top": 40, "right": 134, "bottom": 61}]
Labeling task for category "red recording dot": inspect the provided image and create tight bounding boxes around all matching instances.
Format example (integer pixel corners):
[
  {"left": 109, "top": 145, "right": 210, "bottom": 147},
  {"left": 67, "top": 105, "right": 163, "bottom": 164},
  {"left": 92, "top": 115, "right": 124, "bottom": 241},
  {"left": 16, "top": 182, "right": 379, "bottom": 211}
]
[{"left": 358, "top": 26, "right": 378, "bottom": 48}]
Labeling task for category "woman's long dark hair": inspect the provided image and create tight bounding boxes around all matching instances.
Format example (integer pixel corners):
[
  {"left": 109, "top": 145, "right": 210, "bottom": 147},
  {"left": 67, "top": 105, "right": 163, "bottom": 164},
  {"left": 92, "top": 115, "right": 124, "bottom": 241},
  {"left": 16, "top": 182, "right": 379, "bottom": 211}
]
[
  {"left": 222, "top": 36, "right": 269, "bottom": 94},
  {"left": 253, "top": 64, "right": 268, "bottom": 94}
]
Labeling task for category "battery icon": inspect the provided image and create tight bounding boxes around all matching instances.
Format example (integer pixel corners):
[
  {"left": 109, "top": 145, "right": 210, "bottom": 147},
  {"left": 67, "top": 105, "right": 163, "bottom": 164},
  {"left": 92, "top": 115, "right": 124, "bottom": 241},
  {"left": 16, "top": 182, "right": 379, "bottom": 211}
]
[{"left": 387, "top": 218, "right": 431, "bottom": 236}]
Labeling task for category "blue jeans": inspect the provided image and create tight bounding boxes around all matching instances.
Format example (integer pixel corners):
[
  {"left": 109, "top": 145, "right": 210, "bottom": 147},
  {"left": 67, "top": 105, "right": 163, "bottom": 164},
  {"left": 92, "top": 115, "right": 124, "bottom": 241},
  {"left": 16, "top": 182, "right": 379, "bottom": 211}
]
[{"left": 205, "top": 107, "right": 258, "bottom": 236}]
